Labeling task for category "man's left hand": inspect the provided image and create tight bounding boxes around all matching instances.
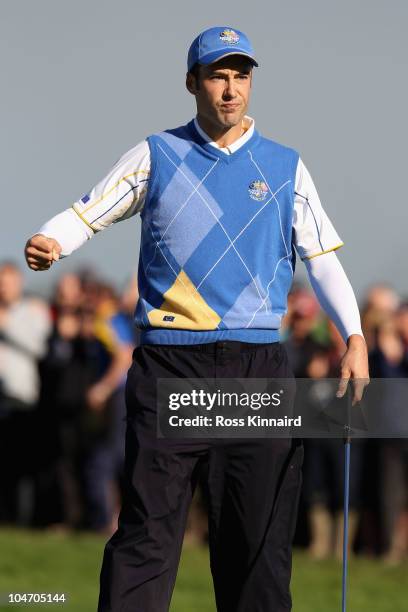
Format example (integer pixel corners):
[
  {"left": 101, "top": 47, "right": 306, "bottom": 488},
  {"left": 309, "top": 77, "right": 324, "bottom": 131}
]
[{"left": 336, "top": 334, "right": 370, "bottom": 406}]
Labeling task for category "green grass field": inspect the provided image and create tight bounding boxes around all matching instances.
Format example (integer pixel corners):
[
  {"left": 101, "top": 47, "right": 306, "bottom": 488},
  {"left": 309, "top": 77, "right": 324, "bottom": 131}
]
[{"left": 0, "top": 529, "right": 407, "bottom": 611}]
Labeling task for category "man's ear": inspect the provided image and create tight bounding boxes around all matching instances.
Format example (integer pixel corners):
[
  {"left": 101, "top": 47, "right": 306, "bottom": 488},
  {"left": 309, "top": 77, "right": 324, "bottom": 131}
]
[{"left": 186, "top": 72, "right": 198, "bottom": 95}]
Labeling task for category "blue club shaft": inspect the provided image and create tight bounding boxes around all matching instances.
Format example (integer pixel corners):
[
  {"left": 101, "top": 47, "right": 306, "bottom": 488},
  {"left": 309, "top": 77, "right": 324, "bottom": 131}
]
[{"left": 342, "top": 438, "right": 351, "bottom": 612}]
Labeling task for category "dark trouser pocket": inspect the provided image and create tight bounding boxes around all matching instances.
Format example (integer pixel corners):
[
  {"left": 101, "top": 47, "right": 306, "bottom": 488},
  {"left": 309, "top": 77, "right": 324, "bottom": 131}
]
[{"left": 269, "top": 442, "right": 304, "bottom": 556}]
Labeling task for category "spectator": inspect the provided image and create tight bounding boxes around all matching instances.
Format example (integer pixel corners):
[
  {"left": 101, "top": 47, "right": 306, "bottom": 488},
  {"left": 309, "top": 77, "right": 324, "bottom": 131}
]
[
  {"left": 73, "top": 280, "right": 134, "bottom": 533},
  {"left": 52, "top": 273, "right": 83, "bottom": 318},
  {"left": 302, "top": 341, "right": 363, "bottom": 561},
  {"left": 284, "top": 288, "right": 325, "bottom": 376},
  {"left": 0, "top": 261, "right": 51, "bottom": 523},
  {"left": 87, "top": 280, "right": 136, "bottom": 531},
  {"left": 34, "top": 277, "right": 84, "bottom": 528},
  {"left": 372, "top": 305, "right": 408, "bottom": 564},
  {"left": 361, "top": 284, "right": 400, "bottom": 352},
  {"left": 34, "top": 274, "right": 136, "bottom": 533},
  {"left": 285, "top": 289, "right": 363, "bottom": 560}
]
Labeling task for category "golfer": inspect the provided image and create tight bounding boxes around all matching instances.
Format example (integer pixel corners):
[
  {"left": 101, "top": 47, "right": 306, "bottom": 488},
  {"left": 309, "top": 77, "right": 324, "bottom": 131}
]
[{"left": 25, "top": 26, "right": 369, "bottom": 612}]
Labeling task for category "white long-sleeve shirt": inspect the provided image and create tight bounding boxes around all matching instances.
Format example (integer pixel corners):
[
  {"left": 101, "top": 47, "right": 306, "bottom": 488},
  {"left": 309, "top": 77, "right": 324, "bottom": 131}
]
[
  {"left": 0, "top": 298, "right": 51, "bottom": 405},
  {"left": 37, "top": 116, "right": 362, "bottom": 342}
]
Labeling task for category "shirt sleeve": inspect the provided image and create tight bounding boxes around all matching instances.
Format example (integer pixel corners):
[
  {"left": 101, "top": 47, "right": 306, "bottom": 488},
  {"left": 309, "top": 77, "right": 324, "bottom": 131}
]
[
  {"left": 304, "top": 251, "right": 363, "bottom": 342},
  {"left": 71, "top": 139, "right": 151, "bottom": 232},
  {"left": 110, "top": 313, "right": 136, "bottom": 346},
  {"left": 37, "top": 207, "right": 93, "bottom": 257},
  {"left": 292, "top": 158, "right": 344, "bottom": 260}
]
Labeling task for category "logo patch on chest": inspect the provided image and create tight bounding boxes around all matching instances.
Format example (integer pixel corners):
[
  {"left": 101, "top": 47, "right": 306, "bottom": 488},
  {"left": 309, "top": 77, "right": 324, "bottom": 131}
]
[{"left": 248, "top": 180, "right": 269, "bottom": 201}]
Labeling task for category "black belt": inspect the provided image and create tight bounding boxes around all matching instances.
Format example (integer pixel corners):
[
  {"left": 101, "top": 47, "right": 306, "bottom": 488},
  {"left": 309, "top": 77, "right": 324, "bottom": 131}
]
[{"left": 143, "top": 340, "right": 280, "bottom": 354}]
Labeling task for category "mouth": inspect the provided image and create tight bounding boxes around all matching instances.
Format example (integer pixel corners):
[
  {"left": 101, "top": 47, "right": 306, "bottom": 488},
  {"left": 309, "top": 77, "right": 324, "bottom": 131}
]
[{"left": 219, "top": 104, "right": 241, "bottom": 112}]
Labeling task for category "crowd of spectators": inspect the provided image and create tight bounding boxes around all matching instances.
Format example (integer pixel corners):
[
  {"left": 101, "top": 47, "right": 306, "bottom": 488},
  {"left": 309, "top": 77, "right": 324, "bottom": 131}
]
[
  {"left": 0, "top": 261, "right": 407, "bottom": 564},
  {"left": 284, "top": 283, "right": 408, "bottom": 563},
  {"left": 0, "top": 262, "right": 137, "bottom": 533}
]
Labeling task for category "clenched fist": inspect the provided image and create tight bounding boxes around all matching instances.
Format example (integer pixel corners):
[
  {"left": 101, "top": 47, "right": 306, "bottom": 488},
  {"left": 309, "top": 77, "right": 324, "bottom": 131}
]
[{"left": 24, "top": 234, "right": 62, "bottom": 271}]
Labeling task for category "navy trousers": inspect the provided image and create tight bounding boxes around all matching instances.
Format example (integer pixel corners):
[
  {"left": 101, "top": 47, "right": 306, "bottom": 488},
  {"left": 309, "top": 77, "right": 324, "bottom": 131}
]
[{"left": 98, "top": 341, "right": 303, "bottom": 612}]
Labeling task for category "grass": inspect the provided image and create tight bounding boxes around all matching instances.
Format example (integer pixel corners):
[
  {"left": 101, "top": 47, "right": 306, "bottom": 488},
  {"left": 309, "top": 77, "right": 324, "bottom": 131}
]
[{"left": 0, "top": 529, "right": 407, "bottom": 611}]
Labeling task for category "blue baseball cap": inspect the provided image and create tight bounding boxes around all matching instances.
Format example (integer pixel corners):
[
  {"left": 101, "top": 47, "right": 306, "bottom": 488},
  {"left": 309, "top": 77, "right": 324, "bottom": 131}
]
[{"left": 187, "top": 26, "right": 258, "bottom": 72}]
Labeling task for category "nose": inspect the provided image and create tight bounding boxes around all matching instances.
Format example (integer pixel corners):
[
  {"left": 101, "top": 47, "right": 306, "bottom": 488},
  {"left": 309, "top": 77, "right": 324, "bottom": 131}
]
[{"left": 223, "top": 77, "right": 237, "bottom": 99}]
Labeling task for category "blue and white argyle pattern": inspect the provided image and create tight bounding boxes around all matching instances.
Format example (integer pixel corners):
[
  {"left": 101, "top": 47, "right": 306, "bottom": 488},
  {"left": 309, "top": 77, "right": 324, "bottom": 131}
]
[{"left": 134, "top": 121, "right": 299, "bottom": 345}]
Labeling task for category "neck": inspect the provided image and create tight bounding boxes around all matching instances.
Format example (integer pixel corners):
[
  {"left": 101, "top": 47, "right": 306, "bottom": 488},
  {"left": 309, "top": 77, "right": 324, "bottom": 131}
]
[{"left": 196, "top": 114, "right": 245, "bottom": 148}]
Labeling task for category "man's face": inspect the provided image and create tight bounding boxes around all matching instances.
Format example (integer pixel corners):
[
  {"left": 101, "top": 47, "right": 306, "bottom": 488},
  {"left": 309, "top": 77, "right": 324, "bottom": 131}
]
[
  {"left": 187, "top": 55, "right": 253, "bottom": 130},
  {"left": 0, "top": 265, "right": 23, "bottom": 306}
]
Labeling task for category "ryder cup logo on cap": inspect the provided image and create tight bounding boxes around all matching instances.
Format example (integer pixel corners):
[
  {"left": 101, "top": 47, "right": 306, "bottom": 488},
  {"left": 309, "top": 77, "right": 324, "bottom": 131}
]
[
  {"left": 219, "top": 29, "right": 240, "bottom": 45},
  {"left": 187, "top": 26, "right": 259, "bottom": 71}
]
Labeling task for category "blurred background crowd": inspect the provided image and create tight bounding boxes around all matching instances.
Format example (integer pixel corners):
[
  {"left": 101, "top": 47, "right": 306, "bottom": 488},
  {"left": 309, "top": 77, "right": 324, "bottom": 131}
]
[{"left": 0, "top": 260, "right": 407, "bottom": 565}]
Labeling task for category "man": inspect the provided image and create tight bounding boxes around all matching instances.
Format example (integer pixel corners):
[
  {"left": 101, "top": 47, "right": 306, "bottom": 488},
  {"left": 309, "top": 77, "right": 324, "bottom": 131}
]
[
  {"left": 0, "top": 261, "right": 50, "bottom": 522},
  {"left": 25, "top": 26, "right": 369, "bottom": 612}
]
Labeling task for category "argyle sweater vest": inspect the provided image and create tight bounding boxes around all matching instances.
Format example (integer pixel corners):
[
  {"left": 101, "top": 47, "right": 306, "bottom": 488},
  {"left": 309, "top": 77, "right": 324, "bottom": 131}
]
[{"left": 135, "top": 120, "right": 299, "bottom": 345}]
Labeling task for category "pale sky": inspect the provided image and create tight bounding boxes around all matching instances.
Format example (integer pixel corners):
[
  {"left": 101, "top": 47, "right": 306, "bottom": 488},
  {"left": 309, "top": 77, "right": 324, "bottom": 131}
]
[{"left": 1, "top": 0, "right": 407, "bottom": 301}]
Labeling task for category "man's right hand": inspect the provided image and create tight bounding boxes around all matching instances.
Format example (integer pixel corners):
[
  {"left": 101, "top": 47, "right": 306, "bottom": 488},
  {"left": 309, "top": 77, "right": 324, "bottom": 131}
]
[{"left": 24, "top": 234, "right": 62, "bottom": 271}]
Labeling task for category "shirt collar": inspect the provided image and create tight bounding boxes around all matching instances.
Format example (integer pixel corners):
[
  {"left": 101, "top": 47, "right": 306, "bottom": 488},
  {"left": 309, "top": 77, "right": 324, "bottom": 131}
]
[{"left": 193, "top": 115, "right": 255, "bottom": 154}]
